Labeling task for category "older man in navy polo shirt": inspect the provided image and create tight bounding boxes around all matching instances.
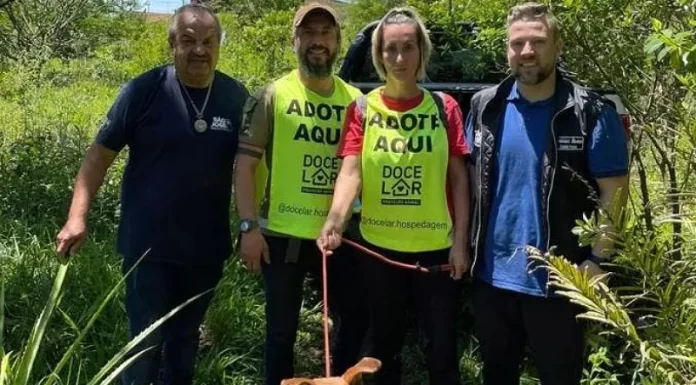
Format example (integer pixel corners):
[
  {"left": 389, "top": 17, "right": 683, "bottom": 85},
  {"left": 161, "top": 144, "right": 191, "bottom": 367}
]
[
  {"left": 55, "top": 4, "right": 248, "bottom": 385},
  {"left": 466, "top": 3, "right": 629, "bottom": 385}
]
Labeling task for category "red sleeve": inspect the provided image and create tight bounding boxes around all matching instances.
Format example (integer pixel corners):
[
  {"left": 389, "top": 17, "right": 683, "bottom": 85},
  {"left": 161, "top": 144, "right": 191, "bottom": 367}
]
[
  {"left": 337, "top": 101, "right": 365, "bottom": 158},
  {"left": 442, "top": 93, "right": 470, "bottom": 156},
  {"left": 441, "top": 93, "right": 469, "bottom": 221}
]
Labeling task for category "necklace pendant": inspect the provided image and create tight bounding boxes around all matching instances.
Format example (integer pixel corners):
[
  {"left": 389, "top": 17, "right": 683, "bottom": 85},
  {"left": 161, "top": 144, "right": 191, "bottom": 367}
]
[{"left": 194, "top": 119, "right": 208, "bottom": 133}]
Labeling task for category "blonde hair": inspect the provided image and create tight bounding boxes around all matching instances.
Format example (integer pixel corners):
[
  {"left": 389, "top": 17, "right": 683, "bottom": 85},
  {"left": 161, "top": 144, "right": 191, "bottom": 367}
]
[
  {"left": 371, "top": 7, "right": 432, "bottom": 81},
  {"left": 507, "top": 2, "right": 561, "bottom": 42}
]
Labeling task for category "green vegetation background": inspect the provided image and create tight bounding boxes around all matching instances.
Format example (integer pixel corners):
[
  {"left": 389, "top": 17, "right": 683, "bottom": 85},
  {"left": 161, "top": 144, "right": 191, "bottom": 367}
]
[{"left": 1, "top": 0, "right": 696, "bottom": 384}]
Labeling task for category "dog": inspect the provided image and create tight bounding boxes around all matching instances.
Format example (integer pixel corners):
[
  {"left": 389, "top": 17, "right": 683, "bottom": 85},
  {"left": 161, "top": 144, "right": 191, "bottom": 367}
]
[{"left": 280, "top": 357, "right": 381, "bottom": 385}]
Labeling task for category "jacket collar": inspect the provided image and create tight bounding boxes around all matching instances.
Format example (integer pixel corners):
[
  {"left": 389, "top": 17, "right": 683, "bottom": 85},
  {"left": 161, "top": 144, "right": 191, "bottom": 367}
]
[{"left": 492, "top": 72, "right": 576, "bottom": 112}]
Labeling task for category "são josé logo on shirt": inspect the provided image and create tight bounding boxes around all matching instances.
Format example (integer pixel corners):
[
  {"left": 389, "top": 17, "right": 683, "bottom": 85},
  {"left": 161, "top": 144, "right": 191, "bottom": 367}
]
[
  {"left": 210, "top": 116, "right": 233, "bottom": 132},
  {"left": 287, "top": 98, "right": 348, "bottom": 195}
]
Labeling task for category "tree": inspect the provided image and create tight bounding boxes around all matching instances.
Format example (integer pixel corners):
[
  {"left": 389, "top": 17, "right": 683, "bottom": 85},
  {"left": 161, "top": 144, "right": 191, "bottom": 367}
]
[
  {"left": 212, "top": 0, "right": 302, "bottom": 24},
  {"left": 0, "top": 0, "right": 140, "bottom": 68}
]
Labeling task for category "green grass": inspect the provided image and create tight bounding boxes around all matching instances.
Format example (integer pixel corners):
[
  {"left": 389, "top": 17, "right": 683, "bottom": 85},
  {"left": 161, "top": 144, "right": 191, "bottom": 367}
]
[{"left": 0, "top": 208, "right": 491, "bottom": 384}]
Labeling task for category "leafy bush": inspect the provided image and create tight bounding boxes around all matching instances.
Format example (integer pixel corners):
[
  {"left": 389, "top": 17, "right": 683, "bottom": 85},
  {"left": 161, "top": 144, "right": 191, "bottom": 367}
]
[{"left": 2, "top": 1, "right": 696, "bottom": 384}]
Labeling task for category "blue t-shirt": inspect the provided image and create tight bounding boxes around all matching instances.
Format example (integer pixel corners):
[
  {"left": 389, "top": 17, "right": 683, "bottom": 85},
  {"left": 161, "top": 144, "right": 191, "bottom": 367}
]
[
  {"left": 96, "top": 65, "right": 249, "bottom": 266},
  {"left": 466, "top": 82, "right": 628, "bottom": 296}
]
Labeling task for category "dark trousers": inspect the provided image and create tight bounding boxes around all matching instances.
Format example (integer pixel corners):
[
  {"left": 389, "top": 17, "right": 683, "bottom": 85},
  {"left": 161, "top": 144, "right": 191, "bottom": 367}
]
[
  {"left": 120, "top": 260, "right": 223, "bottom": 385},
  {"left": 262, "top": 234, "right": 369, "bottom": 385},
  {"left": 472, "top": 279, "right": 586, "bottom": 385},
  {"left": 359, "top": 241, "right": 461, "bottom": 385}
]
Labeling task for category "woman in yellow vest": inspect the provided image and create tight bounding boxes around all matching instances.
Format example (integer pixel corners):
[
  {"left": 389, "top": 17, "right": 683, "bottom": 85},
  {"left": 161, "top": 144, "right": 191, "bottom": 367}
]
[{"left": 317, "top": 7, "right": 470, "bottom": 385}]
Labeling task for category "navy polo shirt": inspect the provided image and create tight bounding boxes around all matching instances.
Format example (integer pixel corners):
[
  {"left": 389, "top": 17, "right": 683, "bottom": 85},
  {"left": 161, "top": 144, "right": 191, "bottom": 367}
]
[
  {"left": 96, "top": 65, "right": 249, "bottom": 266},
  {"left": 466, "top": 82, "right": 628, "bottom": 296}
]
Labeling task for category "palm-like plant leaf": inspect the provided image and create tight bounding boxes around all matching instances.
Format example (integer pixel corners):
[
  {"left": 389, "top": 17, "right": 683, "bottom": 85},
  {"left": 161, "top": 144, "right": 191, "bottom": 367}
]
[
  {"left": 86, "top": 289, "right": 212, "bottom": 385},
  {"left": 13, "top": 263, "right": 68, "bottom": 385},
  {"left": 43, "top": 251, "right": 149, "bottom": 385}
]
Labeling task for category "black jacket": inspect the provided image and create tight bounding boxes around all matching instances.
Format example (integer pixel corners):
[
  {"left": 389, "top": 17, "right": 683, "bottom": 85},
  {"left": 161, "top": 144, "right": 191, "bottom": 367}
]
[{"left": 468, "top": 73, "right": 607, "bottom": 268}]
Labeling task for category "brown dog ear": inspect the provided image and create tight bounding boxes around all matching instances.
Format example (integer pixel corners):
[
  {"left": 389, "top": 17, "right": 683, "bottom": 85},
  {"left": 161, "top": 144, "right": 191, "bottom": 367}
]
[
  {"left": 281, "top": 379, "right": 315, "bottom": 385},
  {"left": 342, "top": 357, "right": 382, "bottom": 384}
]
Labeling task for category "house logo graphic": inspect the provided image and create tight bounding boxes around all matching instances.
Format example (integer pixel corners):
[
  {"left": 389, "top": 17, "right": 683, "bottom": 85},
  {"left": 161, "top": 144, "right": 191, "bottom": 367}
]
[
  {"left": 310, "top": 168, "right": 330, "bottom": 187},
  {"left": 390, "top": 179, "right": 410, "bottom": 197},
  {"left": 300, "top": 154, "right": 338, "bottom": 195}
]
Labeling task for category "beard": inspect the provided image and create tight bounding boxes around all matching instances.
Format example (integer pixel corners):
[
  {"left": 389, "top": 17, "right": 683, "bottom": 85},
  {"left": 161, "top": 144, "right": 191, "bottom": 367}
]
[
  {"left": 299, "top": 45, "right": 337, "bottom": 78},
  {"left": 512, "top": 61, "right": 555, "bottom": 85}
]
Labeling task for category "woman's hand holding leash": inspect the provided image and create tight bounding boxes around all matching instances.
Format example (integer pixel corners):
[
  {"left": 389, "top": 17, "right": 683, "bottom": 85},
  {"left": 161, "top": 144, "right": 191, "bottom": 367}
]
[{"left": 317, "top": 216, "right": 344, "bottom": 255}]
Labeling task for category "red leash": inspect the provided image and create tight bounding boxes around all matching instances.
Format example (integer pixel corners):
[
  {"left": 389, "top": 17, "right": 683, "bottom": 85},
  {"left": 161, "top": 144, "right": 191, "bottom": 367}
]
[
  {"left": 319, "top": 237, "right": 453, "bottom": 377},
  {"left": 341, "top": 237, "right": 454, "bottom": 273},
  {"left": 321, "top": 247, "right": 332, "bottom": 377}
]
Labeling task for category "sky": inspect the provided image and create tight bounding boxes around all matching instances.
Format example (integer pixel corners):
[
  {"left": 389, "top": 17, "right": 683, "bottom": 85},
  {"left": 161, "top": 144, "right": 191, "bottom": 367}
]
[{"left": 143, "top": 0, "right": 185, "bottom": 14}]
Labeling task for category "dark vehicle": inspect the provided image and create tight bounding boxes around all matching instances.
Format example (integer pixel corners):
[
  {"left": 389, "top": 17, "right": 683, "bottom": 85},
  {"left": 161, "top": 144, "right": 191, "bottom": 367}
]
[{"left": 338, "top": 21, "right": 632, "bottom": 133}]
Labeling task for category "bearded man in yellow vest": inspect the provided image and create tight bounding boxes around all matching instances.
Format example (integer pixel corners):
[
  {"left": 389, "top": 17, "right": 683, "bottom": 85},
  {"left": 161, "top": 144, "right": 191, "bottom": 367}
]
[{"left": 234, "top": 3, "right": 368, "bottom": 385}]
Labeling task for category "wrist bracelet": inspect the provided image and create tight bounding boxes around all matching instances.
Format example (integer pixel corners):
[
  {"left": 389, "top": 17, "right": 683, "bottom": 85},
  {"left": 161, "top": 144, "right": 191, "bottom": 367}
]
[{"left": 588, "top": 252, "right": 608, "bottom": 265}]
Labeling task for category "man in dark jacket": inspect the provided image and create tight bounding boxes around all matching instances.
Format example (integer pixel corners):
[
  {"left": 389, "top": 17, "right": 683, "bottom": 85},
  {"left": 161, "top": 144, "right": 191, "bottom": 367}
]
[{"left": 465, "top": 2, "right": 629, "bottom": 384}]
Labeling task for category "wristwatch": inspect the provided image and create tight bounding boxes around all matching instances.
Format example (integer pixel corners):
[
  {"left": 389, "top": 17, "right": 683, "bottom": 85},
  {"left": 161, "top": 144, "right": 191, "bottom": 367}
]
[
  {"left": 239, "top": 219, "right": 259, "bottom": 233},
  {"left": 587, "top": 252, "right": 608, "bottom": 265}
]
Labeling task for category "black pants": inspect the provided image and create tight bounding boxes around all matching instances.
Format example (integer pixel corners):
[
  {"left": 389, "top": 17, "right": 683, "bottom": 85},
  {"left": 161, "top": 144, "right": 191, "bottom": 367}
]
[
  {"left": 359, "top": 240, "right": 461, "bottom": 385},
  {"left": 472, "top": 279, "right": 586, "bottom": 385},
  {"left": 121, "top": 260, "right": 223, "bottom": 385},
  {"left": 261, "top": 233, "right": 369, "bottom": 385}
]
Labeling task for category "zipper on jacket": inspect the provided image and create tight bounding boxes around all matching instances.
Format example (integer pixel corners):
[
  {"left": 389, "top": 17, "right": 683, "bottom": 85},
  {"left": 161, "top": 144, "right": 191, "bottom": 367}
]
[
  {"left": 470, "top": 99, "right": 491, "bottom": 277},
  {"left": 471, "top": 135, "right": 483, "bottom": 276},
  {"left": 544, "top": 105, "right": 572, "bottom": 297},
  {"left": 546, "top": 105, "right": 572, "bottom": 252},
  {"left": 546, "top": 113, "right": 558, "bottom": 253}
]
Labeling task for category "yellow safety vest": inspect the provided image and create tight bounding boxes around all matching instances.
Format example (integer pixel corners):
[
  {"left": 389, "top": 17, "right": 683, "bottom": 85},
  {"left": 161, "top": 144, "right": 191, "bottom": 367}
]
[
  {"left": 260, "top": 70, "right": 362, "bottom": 239},
  {"left": 359, "top": 87, "right": 452, "bottom": 252}
]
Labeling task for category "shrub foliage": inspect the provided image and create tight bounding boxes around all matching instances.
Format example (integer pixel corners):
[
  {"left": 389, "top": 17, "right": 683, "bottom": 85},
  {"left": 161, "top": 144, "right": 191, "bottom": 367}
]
[{"left": 1, "top": 0, "right": 695, "bottom": 384}]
